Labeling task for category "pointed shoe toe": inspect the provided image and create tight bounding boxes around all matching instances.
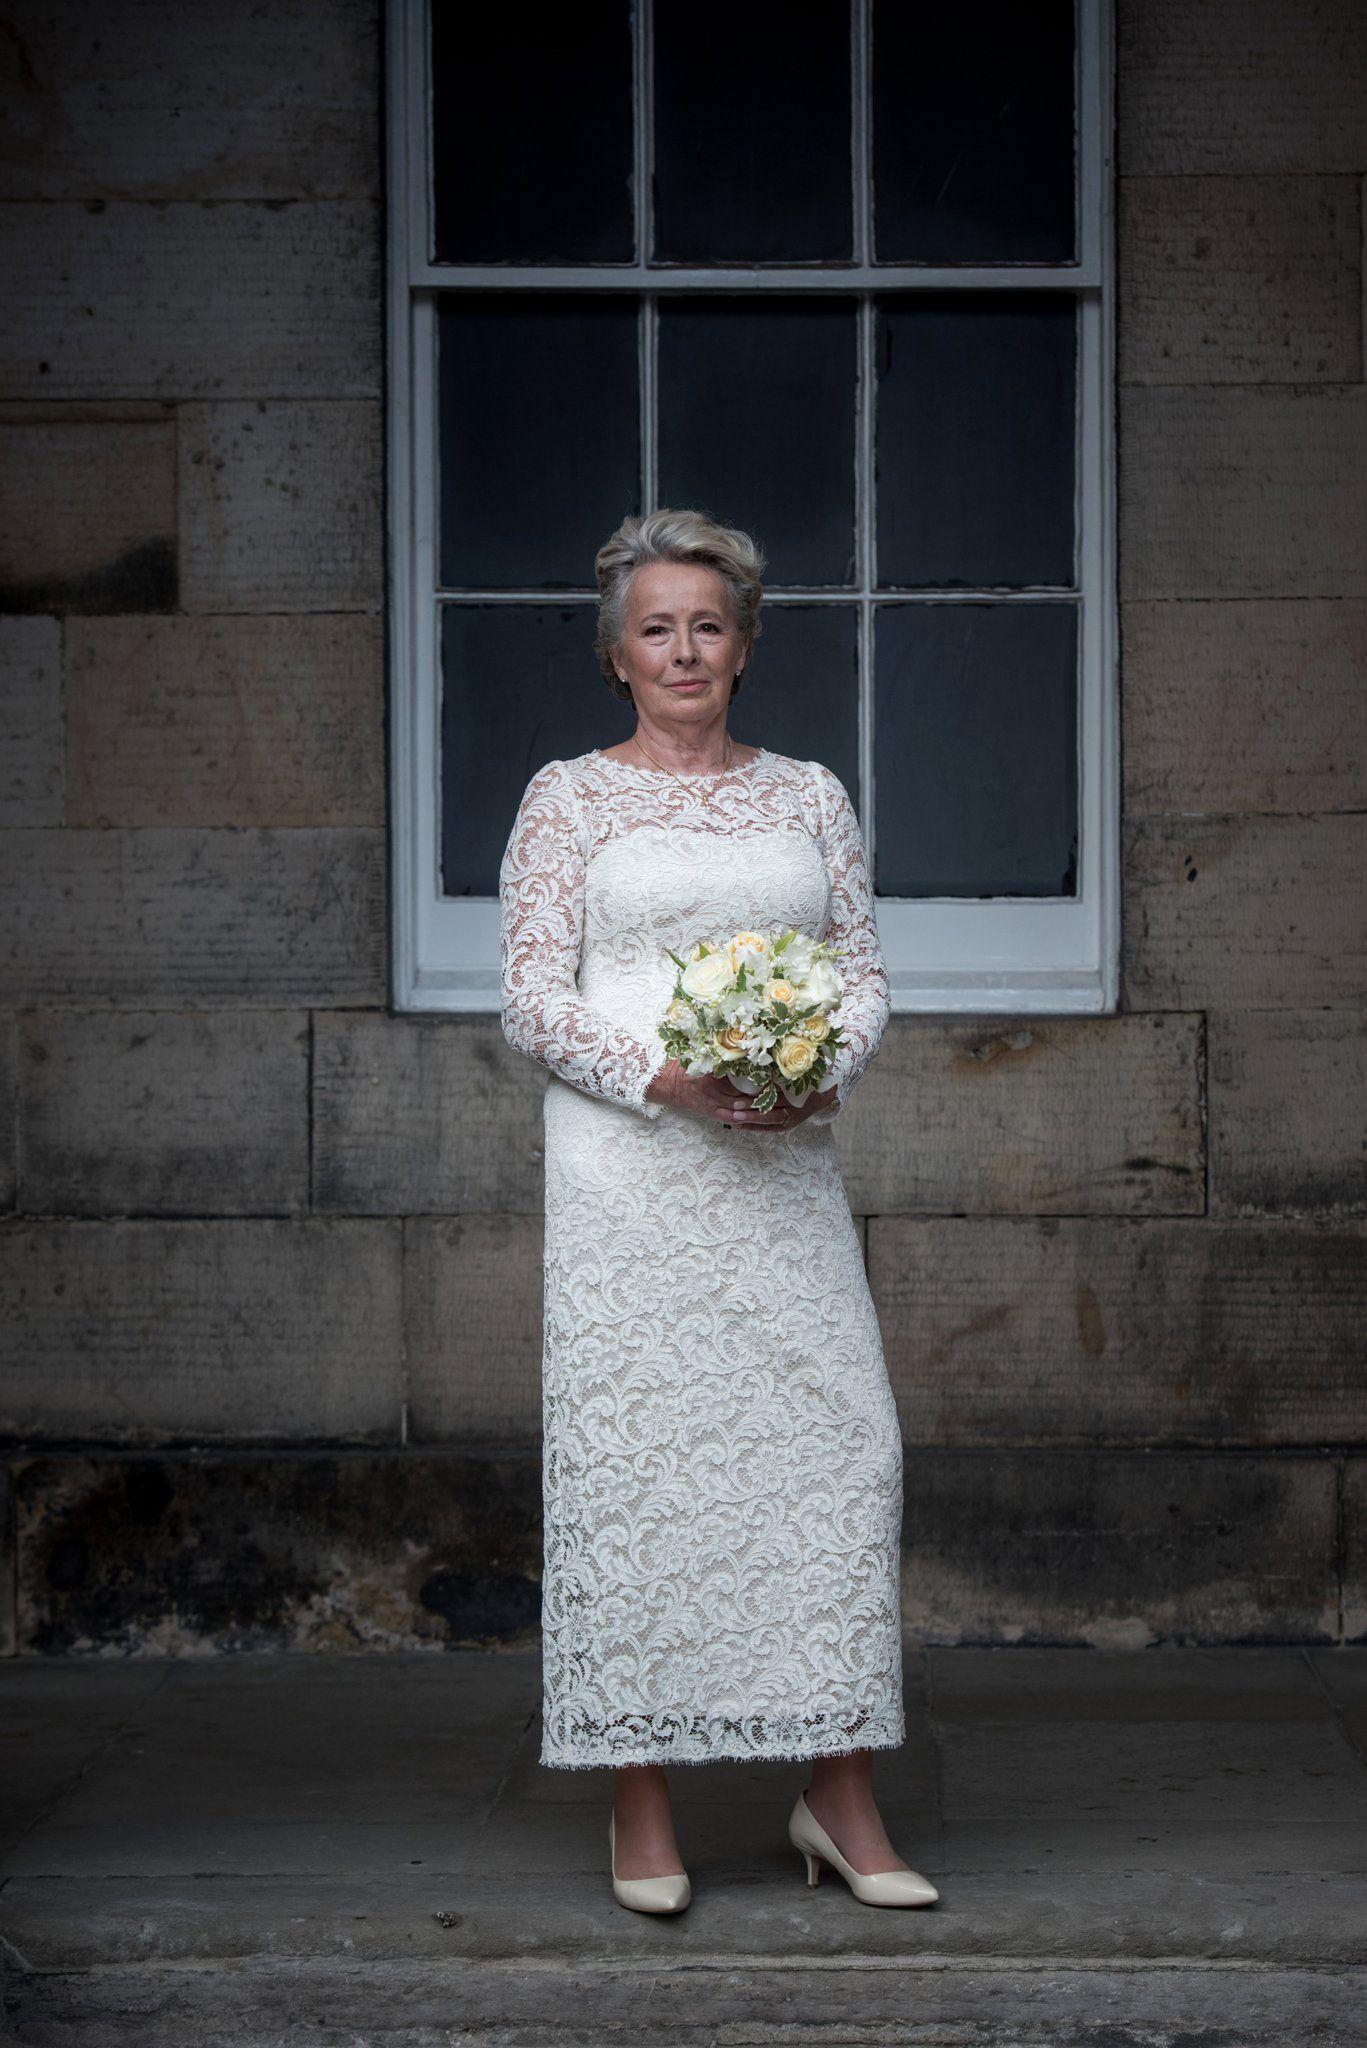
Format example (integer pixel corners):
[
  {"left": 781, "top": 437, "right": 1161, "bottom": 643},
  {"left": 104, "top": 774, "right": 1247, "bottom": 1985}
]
[
  {"left": 608, "top": 1814, "right": 692, "bottom": 1914},
  {"left": 787, "top": 1791, "right": 938, "bottom": 1908}
]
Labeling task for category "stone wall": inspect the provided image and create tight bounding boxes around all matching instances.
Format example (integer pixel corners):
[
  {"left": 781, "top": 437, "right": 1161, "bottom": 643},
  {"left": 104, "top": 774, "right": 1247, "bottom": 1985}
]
[{"left": 0, "top": 0, "right": 1363, "bottom": 1655}]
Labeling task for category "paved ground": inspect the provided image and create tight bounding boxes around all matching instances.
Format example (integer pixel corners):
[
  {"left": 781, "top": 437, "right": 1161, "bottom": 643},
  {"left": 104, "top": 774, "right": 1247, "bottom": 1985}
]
[{"left": 1, "top": 1644, "right": 1364, "bottom": 2045}]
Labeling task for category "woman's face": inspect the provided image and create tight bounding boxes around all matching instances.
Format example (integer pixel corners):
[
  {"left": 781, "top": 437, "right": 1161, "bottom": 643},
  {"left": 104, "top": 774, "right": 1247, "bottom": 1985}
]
[{"left": 613, "top": 560, "right": 747, "bottom": 720}]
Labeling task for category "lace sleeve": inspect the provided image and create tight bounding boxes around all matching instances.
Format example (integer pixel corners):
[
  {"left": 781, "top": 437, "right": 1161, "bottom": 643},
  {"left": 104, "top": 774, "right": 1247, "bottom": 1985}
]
[
  {"left": 803, "top": 760, "right": 891, "bottom": 1126},
  {"left": 499, "top": 759, "right": 669, "bottom": 1119}
]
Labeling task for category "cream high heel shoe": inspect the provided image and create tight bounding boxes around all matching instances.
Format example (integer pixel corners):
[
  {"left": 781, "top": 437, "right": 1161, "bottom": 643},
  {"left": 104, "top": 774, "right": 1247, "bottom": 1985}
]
[
  {"left": 788, "top": 1790, "right": 938, "bottom": 1907},
  {"left": 608, "top": 1812, "right": 691, "bottom": 1914}
]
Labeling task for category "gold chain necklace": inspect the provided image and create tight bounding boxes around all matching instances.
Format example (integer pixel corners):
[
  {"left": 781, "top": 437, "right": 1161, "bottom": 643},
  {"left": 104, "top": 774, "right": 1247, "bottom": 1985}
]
[{"left": 631, "top": 730, "right": 734, "bottom": 810}]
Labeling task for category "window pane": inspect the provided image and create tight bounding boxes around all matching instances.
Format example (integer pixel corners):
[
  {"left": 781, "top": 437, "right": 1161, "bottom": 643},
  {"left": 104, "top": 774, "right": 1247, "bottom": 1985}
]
[
  {"left": 440, "top": 606, "right": 636, "bottom": 896},
  {"left": 430, "top": 7, "right": 634, "bottom": 263},
  {"left": 876, "top": 294, "right": 1075, "bottom": 589},
  {"left": 438, "top": 298, "right": 639, "bottom": 590},
  {"left": 653, "top": 0, "right": 852, "bottom": 263},
  {"left": 658, "top": 301, "right": 856, "bottom": 587},
  {"left": 743, "top": 605, "right": 860, "bottom": 806},
  {"left": 874, "top": 601, "right": 1078, "bottom": 897},
  {"left": 871, "top": 0, "right": 1076, "bottom": 264}
]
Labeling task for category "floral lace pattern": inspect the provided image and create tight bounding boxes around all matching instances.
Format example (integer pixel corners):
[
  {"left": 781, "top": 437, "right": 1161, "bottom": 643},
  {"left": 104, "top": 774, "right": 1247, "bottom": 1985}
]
[{"left": 499, "top": 747, "right": 904, "bottom": 1768}]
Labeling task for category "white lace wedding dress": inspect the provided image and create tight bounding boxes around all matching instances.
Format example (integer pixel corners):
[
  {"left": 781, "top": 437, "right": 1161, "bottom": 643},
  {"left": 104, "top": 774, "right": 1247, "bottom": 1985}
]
[{"left": 498, "top": 744, "right": 905, "bottom": 1770}]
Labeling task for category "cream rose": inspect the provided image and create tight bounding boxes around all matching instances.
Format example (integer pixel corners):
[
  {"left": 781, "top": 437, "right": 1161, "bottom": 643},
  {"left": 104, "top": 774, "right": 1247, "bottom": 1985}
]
[
  {"left": 681, "top": 951, "right": 734, "bottom": 1003},
  {"left": 664, "top": 997, "right": 699, "bottom": 1032},
  {"left": 725, "top": 930, "right": 769, "bottom": 974},
  {"left": 711, "top": 1022, "right": 747, "bottom": 1059},
  {"left": 767, "top": 978, "right": 796, "bottom": 1007},
  {"left": 774, "top": 1034, "right": 818, "bottom": 1080},
  {"left": 797, "top": 1015, "right": 831, "bottom": 1043}
]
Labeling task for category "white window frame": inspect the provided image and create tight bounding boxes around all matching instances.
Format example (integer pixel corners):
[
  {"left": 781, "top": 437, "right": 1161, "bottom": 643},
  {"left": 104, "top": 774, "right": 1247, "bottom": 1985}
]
[{"left": 387, "top": 0, "right": 1117, "bottom": 1014}]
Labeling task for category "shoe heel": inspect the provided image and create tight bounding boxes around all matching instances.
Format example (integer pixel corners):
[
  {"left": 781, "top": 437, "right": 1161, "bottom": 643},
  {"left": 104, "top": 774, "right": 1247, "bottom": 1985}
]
[{"left": 801, "top": 1847, "right": 823, "bottom": 1887}]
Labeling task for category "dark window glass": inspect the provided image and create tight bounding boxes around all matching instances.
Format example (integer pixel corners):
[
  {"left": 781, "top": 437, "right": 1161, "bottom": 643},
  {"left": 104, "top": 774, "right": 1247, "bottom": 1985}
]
[
  {"left": 441, "top": 606, "right": 635, "bottom": 896},
  {"left": 743, "top": 606, "right": 860, "bottom": 805},
  {"left": 438, "top": 298, "right": 639, "bottom": 590},
  {"left": 874, "top": 601, "right": 1078, "bottom": 897},
  {"left": 653, "top": 0, "right": 852, "bottom": 263},
  {"left": 430, "top": 7, "right": 634, "bottom": 263},
  {"left": 871, "top": 0, "right": 1076, "bottom": 264},
  {"left": 658, "top": 300, "right": 856, "bottom": 587},
  {"left": 876, "top": 294, "right": 1075, "bottom": 589}
]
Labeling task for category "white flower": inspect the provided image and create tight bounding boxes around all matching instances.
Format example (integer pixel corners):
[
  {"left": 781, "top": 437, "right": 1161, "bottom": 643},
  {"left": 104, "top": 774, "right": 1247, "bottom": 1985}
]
[
  {"left": 795, "top": 957, "right": 841, "bottom": 1008},
  {"left": 681, "top": 951, "right": 734, "bottom": 1004},
  {"left": 718, "top": 988, "right": 761, "bottom": 1025},
  {"left": 664, "top": 996, "right": 701, "bottom": 1035}
]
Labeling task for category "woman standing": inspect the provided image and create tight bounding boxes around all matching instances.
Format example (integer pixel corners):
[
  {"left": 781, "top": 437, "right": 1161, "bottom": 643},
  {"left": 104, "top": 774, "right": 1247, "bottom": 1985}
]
[{"left": 498, "top": 508, "right": 937, "bottom": 1915}]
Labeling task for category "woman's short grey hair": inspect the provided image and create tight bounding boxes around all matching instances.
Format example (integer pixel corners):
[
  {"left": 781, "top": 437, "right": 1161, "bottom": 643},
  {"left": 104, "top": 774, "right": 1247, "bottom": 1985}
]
[{"left": 593, "top": 507, "right": 765, "bottom": 703}]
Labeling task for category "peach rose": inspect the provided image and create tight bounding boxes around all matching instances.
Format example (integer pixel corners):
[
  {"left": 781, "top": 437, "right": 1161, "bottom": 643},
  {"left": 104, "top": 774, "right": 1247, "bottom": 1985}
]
[
  {"left": 725, "top": 930, "right": 769, "bottom": 973},
  {"left": 774, "top": 1034, "right": 818, "bottom": 1080}
]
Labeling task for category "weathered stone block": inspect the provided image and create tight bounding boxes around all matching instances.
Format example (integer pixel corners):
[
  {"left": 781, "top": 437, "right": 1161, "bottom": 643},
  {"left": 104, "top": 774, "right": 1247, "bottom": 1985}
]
[
  {"left": 18, "top": 1009, "right": 309, "bottom": 1216},
  {"left": 0, "top": 412, "right": 176, "bottom": 613},
  {"left": 65, "top": 615, "right": 384, "bottom": 828},
  {"left": 0, "top": 0, "right": 381, "bottom": 202},
  {"left": 0, "top": 828, "right": 386, "bottom": 1005},
  {"left": 0, "top": 617, "right": 62, "bottom": 824},
  {"left": 839, "top": 1013, "right": 1202, "bottom": 1217},
  {"left": 1344, "top": 1458, "right": 1367, "bottom": 1643},
  {"left": 178, "top": 401, "right": 382, "bottom": 613},
  {"left": 1119, "top": 386, "right": 1367, "bottom": 600},
  {"left": 404, "top": 1216, "right": 543, "bottom": 1441},
  {"left": 1122, "top": 599, "right": 1367, "bottom": 814},
  {"left": 1118, "top": 0, "right": 1367, "bottom": 176},
  {"left": 1209, "top": 1010, "right": 1367, "bottom": 1218},
  {"left": 0, "top": 1012, "right": 15, "bottom": 1210},
  {"left": 0, "top": 203, "right": 380, "bottom": 403},
  {"left": 1122, "top": 813, "right": 1367, "bottom": 1009},
  {"left": 1119, "top": 176, "right": 1362, "bottom": 385},
  {"left": 0, "top": 1462, "right": 13, "bottom": 1657},
  {"left": 314, "top": 1013, "right": 548, "bottom": 1214},
  {"left": 11, "top": 1449, "right": 541, "bottom": 1654},
  {"left": 901, "top": 1448, "right": 1339, "bottom": 1645},
  {"left": 0, "top": 1221, "right": 403, "bottom": 1443},
  {"left": 4, "top": 1444, "right": 1338, "bottom": 1655},
  {"left": 869, "top": 1216, "right": 1367, "bottom": 1446}
]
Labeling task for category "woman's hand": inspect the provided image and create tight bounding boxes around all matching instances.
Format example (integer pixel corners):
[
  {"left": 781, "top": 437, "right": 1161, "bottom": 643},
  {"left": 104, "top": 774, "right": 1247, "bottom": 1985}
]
[{"left": 645, "top": 1059, "right": 836, "bottom": 1130}]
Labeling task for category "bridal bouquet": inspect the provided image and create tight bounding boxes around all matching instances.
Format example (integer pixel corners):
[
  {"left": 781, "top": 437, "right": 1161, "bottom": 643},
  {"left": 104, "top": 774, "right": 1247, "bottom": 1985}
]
[{"left": 656, "top": 927, "right": 846, "bottom": 1114}]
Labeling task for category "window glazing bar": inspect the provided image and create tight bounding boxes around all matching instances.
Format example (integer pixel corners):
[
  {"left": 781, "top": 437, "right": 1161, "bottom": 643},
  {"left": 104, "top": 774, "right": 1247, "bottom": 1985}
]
[{"left": 413, "top": 263, "right": 1101, "bottom": 292}]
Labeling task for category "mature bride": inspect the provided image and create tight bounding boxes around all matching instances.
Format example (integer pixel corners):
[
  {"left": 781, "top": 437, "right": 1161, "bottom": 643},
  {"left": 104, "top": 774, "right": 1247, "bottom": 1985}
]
[{"left": 498, "top": 507, "right": 938, "bottom": 1915}]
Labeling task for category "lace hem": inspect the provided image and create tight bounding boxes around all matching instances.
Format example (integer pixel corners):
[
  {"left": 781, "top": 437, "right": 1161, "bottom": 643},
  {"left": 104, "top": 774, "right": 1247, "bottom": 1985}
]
[{"left": 540, "top": 1704, "right": 906, "bottom": 1771}]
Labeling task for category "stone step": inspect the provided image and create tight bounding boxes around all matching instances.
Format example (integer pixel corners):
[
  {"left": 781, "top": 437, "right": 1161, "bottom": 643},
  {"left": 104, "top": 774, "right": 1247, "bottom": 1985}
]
[
  {"left": 7, "top": 1955, "right": 1366, "bottom": 2046},
  {"left": 4, "top": 1872, "right": 1365, "bottom": 2046}
]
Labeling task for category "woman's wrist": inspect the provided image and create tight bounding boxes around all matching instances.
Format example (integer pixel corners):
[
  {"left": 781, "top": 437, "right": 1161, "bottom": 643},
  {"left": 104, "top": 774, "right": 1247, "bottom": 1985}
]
[{"left": 644, "top": 1058, "right": 678, "bottom": 1106}]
